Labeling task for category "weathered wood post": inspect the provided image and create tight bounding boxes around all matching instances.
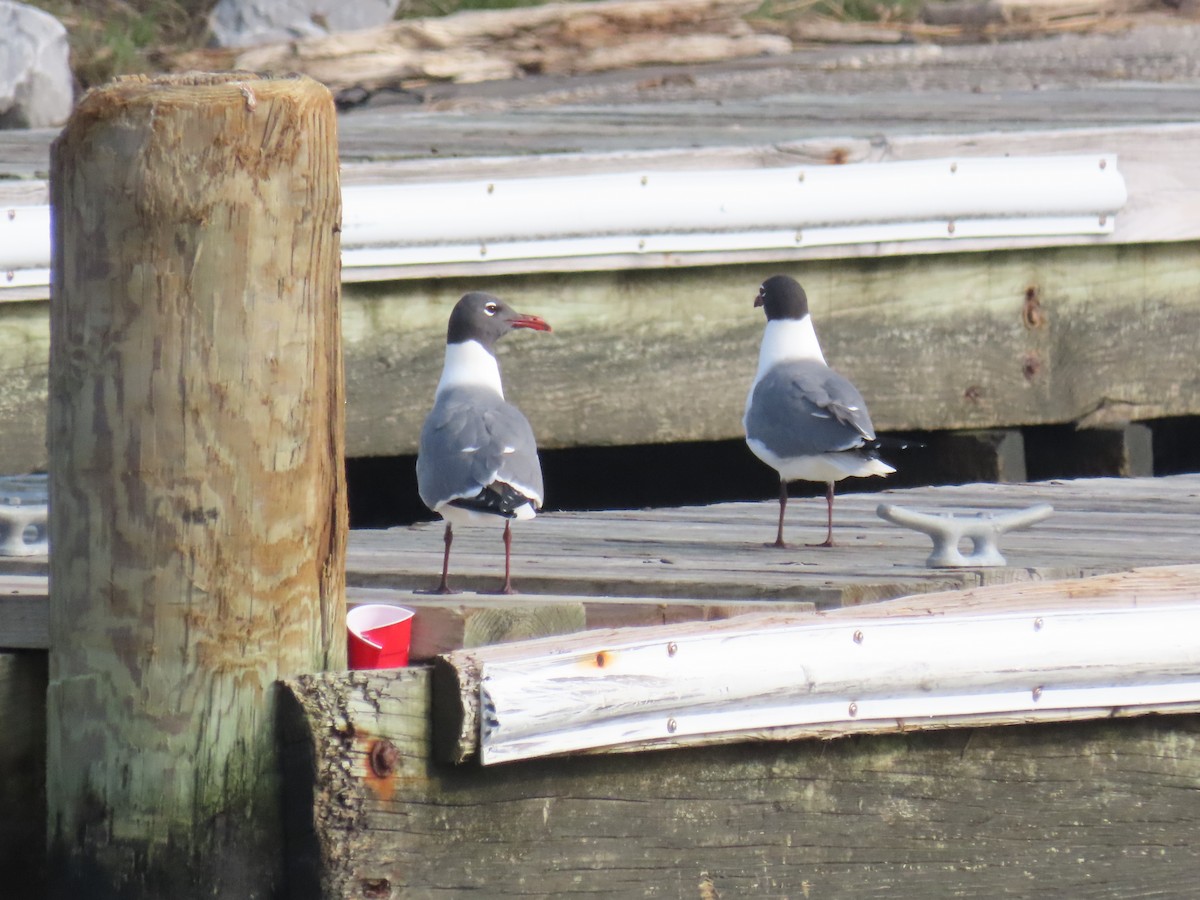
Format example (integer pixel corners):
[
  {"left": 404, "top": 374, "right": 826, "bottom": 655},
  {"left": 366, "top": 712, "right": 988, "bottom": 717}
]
[{"left": 46, "top": 73, "right": 346, "bottom": 896}]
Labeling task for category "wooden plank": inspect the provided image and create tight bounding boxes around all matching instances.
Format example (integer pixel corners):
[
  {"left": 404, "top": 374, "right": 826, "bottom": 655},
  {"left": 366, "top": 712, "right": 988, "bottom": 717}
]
[
  {"left": 927, "top": 428, "right": 1028, "bottom": 482},
  {"left": 0, "top": 232, "right": 1188, "bottom": 470},
  {"left": 281, "top": 667, "right": 1200, "bottom": 897},
  {"left": 344, "top": 474, "right": 1200, "bottom": 602},
  {"left": 0, "top": 650, "right": 46, "bottom": 894},
  {"left": 350, "top": 587, "right": 816, "bottom": 661},
  {"left": 432, "top": 564, "right": 1200, "bottom": 764},
  {"left": 7, "top": 474, "right": 1200, "bottom": 653},
  {"left": 337, "top": 242, "right": 1200, "bottom": 457},
  {"left": 0, "top": 576, "right": 49, "bottom": 650},
  {"left": 1026, "top": 422, "right": 1154, "bottom": 478}
]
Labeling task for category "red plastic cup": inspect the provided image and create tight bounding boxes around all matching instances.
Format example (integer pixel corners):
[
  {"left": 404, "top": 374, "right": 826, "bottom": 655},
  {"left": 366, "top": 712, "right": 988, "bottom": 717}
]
[{"left": 347, "top": 603, "right": 415, "bottom": 670}]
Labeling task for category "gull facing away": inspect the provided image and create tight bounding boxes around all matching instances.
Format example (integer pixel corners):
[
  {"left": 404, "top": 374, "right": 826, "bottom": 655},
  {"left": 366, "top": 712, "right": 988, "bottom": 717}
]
[
  {"left": 743, "top": 274, "right": 894, "bottom": 548},
  {"left": 417, "top": 292, "right": 551, "bottom": 594}
]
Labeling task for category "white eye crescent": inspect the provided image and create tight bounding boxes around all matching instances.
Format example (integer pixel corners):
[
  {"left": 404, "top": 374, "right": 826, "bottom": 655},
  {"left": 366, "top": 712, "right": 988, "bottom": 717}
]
[{"left": 484, "top": 302, "right": 499, "bottom": 316}]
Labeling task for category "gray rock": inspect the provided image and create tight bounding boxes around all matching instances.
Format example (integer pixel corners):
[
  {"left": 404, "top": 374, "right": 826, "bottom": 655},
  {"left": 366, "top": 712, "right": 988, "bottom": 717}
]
[
  {"left": 209, "top": 0, "right": 406, "bottom": 48},
  {"left": 0, "top": 1, "right": 74, "bottom": 129}
]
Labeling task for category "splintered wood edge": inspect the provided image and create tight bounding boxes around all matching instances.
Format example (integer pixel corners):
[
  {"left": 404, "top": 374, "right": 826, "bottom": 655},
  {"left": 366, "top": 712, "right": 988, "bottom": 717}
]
[{"left": 431, "top": 654, "right": 481, "bottom": 765}]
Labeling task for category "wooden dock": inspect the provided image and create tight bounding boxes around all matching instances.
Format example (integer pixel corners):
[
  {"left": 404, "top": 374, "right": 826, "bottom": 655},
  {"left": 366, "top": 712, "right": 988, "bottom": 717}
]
[
  {"left": 6, "top": 12, "right": 1200, "bottom": 894},
  {"left": 5, "top": 473, "right": 1200, "bottom": 655},
  {"left": 6, "top": 470, "right": 1200, "bottom": 894},
  {"left": 2, "top": 21, "right": 1200, "bottom": 474}
]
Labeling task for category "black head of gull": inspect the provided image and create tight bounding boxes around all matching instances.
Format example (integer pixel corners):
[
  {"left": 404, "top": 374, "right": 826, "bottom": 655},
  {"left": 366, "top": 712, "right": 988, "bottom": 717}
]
[
  {"left": 447, "top": 291, "right": 551, "bottom": 349},
  {"left": 744, "top": 274, "right": 894, "bottom": 549},
  {"left": 754, "top": 273, "right": 811, "bottom": 321},
  {"left": 417, "top": 292, "right": 551, "bottom": 595}
]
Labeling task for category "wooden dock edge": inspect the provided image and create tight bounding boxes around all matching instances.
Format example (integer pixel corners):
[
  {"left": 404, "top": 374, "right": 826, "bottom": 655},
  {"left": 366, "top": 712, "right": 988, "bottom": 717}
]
[
  {"left": 279, "top": 666, "right": 1200, "bottom": 897},
  {"left": 433, "top": 564, "right": 1200, "bottom": 764}
]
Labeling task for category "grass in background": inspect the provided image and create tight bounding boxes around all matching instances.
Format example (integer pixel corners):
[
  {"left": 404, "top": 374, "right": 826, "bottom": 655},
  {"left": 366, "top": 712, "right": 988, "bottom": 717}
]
[
  {"left": 27, "top": 0, "right": 213, "bottom": 88},
  {"left": 754, "top": 0, "right": 925, "bottom": 24}
]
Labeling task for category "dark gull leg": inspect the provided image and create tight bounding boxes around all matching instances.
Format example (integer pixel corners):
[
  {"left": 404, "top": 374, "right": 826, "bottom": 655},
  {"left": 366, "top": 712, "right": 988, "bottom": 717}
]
[
  {"left": 769, "top": 480, "right": 788, "bottom": 549},
  {"left": 499, "top": 520, "right": 516, "bottom": 595},
  {"left": 436, "top": 523, "right": 456, "bottom": 594},
  {"left": 807, "top": 482, "right": 836, "bottom": 548}
]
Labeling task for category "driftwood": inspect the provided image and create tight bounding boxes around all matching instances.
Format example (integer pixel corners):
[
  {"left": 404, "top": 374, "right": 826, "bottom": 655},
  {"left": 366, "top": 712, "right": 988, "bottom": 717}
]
[{"left": 229, "top": 0, "right": 792, "bottom": 91}]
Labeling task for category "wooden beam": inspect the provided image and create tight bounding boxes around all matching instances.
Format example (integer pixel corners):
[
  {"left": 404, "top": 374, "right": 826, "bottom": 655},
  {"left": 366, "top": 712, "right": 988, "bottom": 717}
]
[
  {"left": 45, "top": 73, "right": 347, "bottom": 896},
  {"left": 1026, "top": 422, "right": 1154, "bottom": 479},
  {"left": 0, "top": 651, "right": 46, "bottom": 894},
  {"left": 337, "top": 241, "right": 1200, "bottom": 455},
  {"left": 927, "top": 429, "right": 1028, "bottom": 483},
  {"left": 280, "top": 665, "right": 1200, "bottom": 897},
  {"left": 433, "top": 565, "right": 1200, "bottom": 764}
]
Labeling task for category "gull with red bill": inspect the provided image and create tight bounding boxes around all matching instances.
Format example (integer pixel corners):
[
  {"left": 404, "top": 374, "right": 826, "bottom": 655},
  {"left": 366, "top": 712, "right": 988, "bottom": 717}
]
[{"left": 417, "top": 291, "right": 551, "bottom": 594}]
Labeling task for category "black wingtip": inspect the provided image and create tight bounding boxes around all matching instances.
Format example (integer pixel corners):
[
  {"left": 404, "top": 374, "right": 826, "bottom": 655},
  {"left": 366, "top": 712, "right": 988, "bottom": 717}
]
[{"left": 448, "top": 482, "right": 536, "bottom": 518}]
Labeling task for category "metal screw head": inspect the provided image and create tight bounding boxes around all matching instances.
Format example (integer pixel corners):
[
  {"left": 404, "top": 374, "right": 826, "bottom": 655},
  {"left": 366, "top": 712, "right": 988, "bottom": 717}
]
[
  {"left": 666, "top": 718, "right": 678, "bottom": 733},
  {"left": 853, "top": 630, "right": 864, "bottom": 644},
  {"left": 487, "top": 183, "right": 495, "bottom": 194},
  {"left": 640, "top": 175, "right": 649, "bottom": 186},
  {"left": 947, "top": 220, "right": 956, "bottom": 235},
  {"left": 1032, "top": 686, "right": 1043, "bottom": 701},
  {"left": 848, "top": 702, "right": 858, "bottom": 717},
  {"left": 667, "top": 642, "right": 678, "bottom": 657},
  {"left": 1033, "top": 617, "right": 1044, "bottom": 631}
]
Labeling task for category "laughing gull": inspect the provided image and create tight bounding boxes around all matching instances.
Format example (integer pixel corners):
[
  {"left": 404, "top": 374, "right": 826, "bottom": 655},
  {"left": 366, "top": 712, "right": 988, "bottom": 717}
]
[
  {"left": 416, "top": 292, "right": 551, "bottom": 594},
  {"left": 744, "top": 274, "right": 894, "bottom": 548}
]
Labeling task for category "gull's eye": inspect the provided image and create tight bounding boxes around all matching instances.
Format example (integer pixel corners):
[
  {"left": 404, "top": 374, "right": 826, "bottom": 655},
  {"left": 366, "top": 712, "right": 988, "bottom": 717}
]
[{"left": 484, "top": 302, "right": 498, "bottom": 316}]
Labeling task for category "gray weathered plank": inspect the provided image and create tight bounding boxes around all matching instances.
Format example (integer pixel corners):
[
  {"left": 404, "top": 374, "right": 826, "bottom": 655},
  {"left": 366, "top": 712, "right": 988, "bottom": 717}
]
[
  {"left": 347, "top": 474, "right": 1200, "bottom": 602},
  {"left": 281, "top": 667, "right": 1200, "bottom": 898},
  {"left": 6, "top": 474, "right": 1200, "bottom": 653}
]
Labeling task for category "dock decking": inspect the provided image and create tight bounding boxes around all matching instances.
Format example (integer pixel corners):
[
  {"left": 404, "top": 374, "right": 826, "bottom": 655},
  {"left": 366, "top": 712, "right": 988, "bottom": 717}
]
[{"left": 5, "top": 474, "right": 1199, "bottom": 657}]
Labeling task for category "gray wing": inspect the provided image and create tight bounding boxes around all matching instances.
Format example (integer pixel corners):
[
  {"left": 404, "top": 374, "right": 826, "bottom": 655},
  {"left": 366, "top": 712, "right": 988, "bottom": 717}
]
[
  {"left": 417, "top": 386, "right": 544, "bottom": 510},
  {"left": 746, "top": 359, "right": 877, "bottom": 458}
]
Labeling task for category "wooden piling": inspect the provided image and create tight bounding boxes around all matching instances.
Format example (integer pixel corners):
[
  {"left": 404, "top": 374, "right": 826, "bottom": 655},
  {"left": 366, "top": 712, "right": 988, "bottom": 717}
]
[{"left": 46, "top": 73, "right": 346, "bottom": 897}]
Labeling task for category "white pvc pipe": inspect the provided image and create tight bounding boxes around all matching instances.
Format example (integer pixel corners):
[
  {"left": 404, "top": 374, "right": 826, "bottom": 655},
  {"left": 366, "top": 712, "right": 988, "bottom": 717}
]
[
  {"left": 340, "top": 154, "right": 1126, "bottom": 248},
  {"left": 0, "top": 154, "right": 1126, "bottom": 295},
  {"left": 479, "top": 602, "right": 1200, "bottom": 764}
]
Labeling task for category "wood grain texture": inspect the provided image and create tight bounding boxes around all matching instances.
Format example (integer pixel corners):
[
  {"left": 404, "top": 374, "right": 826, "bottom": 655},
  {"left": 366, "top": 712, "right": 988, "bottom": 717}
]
[
  {"left": 46, "top": 73, "right": 346, "bottom": 897},
  {"left": 8, "top": 473, "right": 1200, "bottom": 657},
  {"left": 4, "top": 126, "right": 1200, "bottom": 463},
  {"left": 282, "top": 667, "right": 1200, "bottom": 898},
  {"left": 433, "top": 564, "right": 1200, "bottom": 763},
  {"left": 338, "top": 241, "right": 1200, "bottom": 457},
  {"left": 231, "top": 0, "right": 783, "bottom": 90},
  {"left": 345, "top": 474, "right": 1200, "bottom": 602}
]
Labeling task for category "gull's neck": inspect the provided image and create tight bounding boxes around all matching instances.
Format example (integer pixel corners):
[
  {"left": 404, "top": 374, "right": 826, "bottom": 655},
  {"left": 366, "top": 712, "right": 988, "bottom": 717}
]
[
  {"left": 436, "top": 340, "right": 504, "bottom": 397},
  {"left": 755, "top": 315, "right": 826, "bottom": 380}
]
